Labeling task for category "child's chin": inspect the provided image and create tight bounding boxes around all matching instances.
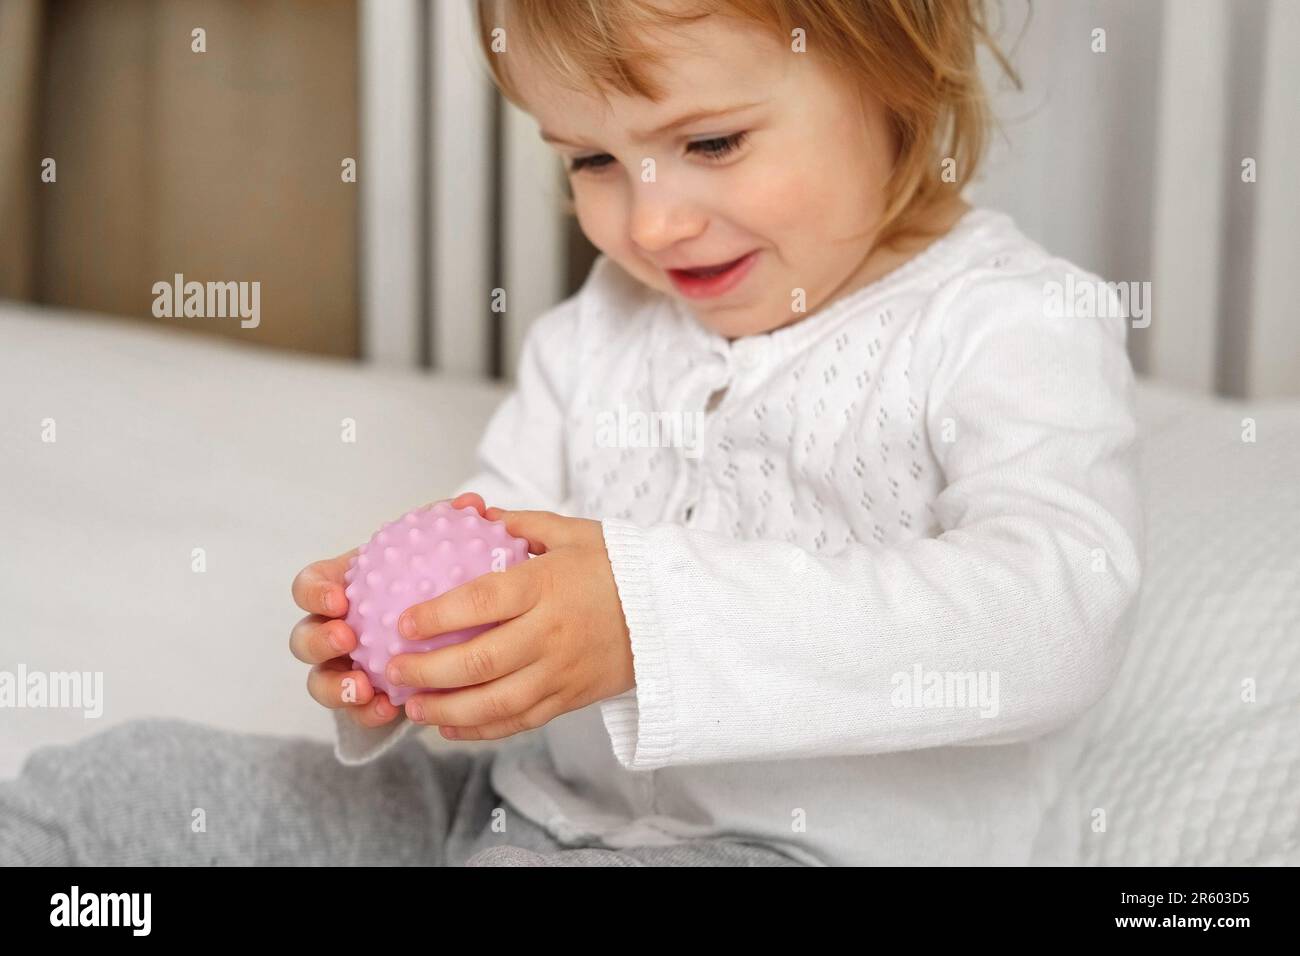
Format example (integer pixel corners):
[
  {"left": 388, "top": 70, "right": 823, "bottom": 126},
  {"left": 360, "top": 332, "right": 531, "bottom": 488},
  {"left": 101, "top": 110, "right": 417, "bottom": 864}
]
[{"left": 691, "top": 305, "right": 795, "bottom": 341}]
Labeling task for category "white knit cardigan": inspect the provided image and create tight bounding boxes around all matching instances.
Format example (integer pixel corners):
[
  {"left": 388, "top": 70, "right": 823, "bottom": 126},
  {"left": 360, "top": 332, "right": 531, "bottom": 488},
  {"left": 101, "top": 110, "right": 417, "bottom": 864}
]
[{"left": 336, "top": 208, "right": 1143, "bottom": 866}]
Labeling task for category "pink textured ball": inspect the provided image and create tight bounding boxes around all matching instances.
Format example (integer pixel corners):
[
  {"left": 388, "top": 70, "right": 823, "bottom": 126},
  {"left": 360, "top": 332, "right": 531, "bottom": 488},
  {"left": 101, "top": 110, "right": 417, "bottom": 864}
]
[{"left": 344, "top": 502, "right": 529, "bottom": 705}]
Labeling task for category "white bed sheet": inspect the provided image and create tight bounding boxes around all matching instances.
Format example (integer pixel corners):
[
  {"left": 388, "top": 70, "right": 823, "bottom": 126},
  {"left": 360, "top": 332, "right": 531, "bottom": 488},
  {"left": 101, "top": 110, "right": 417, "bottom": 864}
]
[{"left": 1, "top": 303, "right": 508, "bottom": 776}]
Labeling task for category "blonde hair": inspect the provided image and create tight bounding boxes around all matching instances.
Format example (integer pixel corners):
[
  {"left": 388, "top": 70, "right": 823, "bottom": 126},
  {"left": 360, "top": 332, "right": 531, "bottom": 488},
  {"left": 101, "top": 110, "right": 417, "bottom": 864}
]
[{"left": 475, "top": 0, "right": 1021, "bottom": 252}]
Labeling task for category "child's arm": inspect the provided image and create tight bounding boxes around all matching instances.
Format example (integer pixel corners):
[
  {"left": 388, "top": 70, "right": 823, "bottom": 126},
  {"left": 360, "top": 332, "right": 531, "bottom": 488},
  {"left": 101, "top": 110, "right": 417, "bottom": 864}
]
[{"left": 596, "top": 271, "right": 1142, "bottom": 770}]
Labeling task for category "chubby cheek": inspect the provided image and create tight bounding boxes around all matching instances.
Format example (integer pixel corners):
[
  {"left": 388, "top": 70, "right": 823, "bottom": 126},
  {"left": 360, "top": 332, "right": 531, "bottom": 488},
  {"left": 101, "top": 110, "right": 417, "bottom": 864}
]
[
  {"left": 573, "top": 185, "right": 666, "bottom": 291},
  {"left": 572, "top": 187, "right": 616, "bottom": 251},
  {"left": 755, "top": 151, "right": 883, "bottom": 302},
  {"left": 723, "top": 159, "right": 827, "bottom": 303},
  {"left": 734, "top": 157, "right": 812, "bottom": 249}
]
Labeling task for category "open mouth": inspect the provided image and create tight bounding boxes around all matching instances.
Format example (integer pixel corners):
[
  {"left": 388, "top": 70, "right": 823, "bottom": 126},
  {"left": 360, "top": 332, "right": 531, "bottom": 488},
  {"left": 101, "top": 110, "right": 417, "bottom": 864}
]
[
  {"left": 666, "top": 251, "right": 759, "bottom": 299},
  {"left": 677, "top": 256, "right": 747, "bottom": 278}
]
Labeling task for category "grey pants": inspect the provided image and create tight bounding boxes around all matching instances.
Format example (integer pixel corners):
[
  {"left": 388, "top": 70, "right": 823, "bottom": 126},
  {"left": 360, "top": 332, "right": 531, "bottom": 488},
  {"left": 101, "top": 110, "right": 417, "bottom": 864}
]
[{"left": 0, "top": 718, "right": 800, "bottom": 867}]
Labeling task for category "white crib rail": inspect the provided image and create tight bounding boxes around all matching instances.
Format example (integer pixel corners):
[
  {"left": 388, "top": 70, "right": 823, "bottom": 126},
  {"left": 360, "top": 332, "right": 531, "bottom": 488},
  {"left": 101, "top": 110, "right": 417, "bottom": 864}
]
[{"left": 360, "top": 0, "right": 568, "bottom": 381}]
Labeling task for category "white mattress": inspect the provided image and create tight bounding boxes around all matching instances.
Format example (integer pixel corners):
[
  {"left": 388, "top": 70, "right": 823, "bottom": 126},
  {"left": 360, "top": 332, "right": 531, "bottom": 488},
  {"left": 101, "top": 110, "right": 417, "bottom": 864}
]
[
  {"left": 2, "top": 302, "right": 1297, "bottom": 865},
  {"left": 0, "top": 304, "right": 509, "bottom": 774}
]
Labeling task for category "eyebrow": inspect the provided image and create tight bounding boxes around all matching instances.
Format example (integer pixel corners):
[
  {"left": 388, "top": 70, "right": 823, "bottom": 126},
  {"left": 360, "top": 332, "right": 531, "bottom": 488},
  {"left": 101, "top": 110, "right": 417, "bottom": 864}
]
[{"left": 540, "top": 101, "right": 765, "bottom": 148}]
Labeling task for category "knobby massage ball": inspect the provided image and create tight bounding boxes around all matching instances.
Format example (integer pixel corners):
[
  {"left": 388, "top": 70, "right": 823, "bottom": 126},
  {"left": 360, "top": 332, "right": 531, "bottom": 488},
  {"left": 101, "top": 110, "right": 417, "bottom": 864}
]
[{"left": 344, "top": 502, "right": 529, "bottom": 705}]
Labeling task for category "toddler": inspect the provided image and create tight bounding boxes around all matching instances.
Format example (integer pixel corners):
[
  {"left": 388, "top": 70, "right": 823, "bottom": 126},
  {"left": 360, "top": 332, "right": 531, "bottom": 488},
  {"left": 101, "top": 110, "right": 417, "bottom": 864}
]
[{"left": 1, "top": 0, "right": 1141, "bottom": 867}]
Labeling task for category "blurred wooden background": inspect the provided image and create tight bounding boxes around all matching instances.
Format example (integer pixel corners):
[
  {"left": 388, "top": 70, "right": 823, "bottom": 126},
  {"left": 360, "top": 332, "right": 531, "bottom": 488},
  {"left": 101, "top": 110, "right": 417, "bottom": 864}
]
[{"left": 0, "top": 0, "right": 361, "bottom": 357}]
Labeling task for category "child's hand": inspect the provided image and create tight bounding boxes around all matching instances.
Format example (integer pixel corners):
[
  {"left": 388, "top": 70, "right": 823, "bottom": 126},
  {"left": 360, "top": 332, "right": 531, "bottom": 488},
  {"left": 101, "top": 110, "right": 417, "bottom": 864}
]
[
  {"left": 386, "top": 506, "right": 635, "bottom": 740},
  {"left": 289, "top": 492, "right": 490, "bottom": 727}
]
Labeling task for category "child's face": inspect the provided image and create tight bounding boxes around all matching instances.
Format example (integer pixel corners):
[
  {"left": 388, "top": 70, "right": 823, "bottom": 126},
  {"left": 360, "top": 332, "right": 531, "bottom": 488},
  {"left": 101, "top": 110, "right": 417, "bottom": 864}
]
[{"left": 514, "top": 13, "right": 897, "bottom": 339}]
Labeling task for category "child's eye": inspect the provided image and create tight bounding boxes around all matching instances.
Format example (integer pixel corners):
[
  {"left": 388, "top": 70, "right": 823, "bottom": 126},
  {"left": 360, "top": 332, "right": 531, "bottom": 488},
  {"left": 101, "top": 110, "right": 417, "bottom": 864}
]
[
  {"left": 567, "top": 132, "right": 748, "bottom": 174},
  {"left": 686, "top": 131, "right": 748, "bottom": 161},
  {"left": 569, "top": 153, "right": 615, "bottom": 174}
]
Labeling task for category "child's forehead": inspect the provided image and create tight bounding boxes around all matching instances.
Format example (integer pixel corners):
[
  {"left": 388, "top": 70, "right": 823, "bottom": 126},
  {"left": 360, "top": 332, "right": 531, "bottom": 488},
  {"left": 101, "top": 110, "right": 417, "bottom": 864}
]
[{"left": 512, "top": 14, "right": 792, "bottom": 131}]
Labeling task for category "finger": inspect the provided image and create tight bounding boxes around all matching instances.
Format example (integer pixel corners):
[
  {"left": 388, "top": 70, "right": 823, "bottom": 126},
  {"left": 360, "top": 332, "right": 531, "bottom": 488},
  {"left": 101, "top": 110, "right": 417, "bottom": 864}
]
[
  {"left": 291, "top": 548, "right": 359, "bottom": 616},
  {"left": 399, "top": 559, "right": 541, "bottom": 640},
  {"left": 307, "top": 659, "right": 374, "bottom": 709},
  {"left": 289, "top": 614, "right": 356, "bottom": 665},
  {"left": 449, "top": 492, "right": 487, "bottom": 516},
  {"left": 483, "top": 509, "right": 575, "bottom": 555},
  {"left": 388, "top": 615, "right": 541, "bottom": 691},
  {"left": 403, "top": 663, "right": 551, "bottom": 728},
  {"left": 348, "top": 691, "right": 400, "bottom": 728},
  {"left": 440, "top": 692, "right": 567, "bottom": 741}
]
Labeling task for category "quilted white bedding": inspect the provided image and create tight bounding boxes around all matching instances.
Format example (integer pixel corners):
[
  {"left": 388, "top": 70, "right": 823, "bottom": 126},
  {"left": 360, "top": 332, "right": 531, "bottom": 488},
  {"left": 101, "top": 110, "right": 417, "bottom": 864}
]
[
  {"left": 1070, "top": 385, "right": 1300, "bottom": 865},
  {"left": 2, "top": 302, "right": 1297, "bottom": 865}
]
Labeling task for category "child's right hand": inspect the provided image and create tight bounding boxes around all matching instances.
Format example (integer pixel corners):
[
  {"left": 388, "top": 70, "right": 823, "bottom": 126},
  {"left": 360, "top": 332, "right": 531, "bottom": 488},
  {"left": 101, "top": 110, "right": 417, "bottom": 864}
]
[{"left": 289, "top": 492, "right": 488, "bottom": 727}]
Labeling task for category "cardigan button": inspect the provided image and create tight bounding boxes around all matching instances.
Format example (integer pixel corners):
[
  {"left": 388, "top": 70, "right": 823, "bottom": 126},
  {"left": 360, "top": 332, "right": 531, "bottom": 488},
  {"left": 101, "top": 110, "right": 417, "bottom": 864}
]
[{"left": 731, "top": 336, "right": 770, "bottom": 371}]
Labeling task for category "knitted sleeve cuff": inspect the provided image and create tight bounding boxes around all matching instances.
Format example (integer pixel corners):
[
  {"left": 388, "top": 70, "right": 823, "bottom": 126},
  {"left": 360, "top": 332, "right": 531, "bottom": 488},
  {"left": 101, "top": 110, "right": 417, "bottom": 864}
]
[{"left": 597, "top": 518, "right": 675, "bottom": 770}]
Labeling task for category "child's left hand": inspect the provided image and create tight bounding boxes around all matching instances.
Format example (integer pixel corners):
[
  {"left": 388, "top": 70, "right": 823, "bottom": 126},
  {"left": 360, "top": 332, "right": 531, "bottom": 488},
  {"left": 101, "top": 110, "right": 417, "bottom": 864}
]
[{"left": 387, "top": 505, "right": 636, "bottom": 740}]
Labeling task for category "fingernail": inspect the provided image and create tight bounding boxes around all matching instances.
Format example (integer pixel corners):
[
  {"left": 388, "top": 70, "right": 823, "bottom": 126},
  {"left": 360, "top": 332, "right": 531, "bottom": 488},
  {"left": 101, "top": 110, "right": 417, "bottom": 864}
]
[
  {"left": 398, "top": 614, "right": 414, "bottom": 639},
  {"left": 441, "top": 727, "right": 458, "bottom": 739},
  {"left": 387, "top": 663, "right": 402, "bottom": 685},
  {"left": 329, "top": 627, "right": 349, "bottom": 654},
  {"left": 324, "top": 590, "right": 340, "bottom": 615},
  {"left": 407, "top": 701, "right": 424, "bottom": 722}
]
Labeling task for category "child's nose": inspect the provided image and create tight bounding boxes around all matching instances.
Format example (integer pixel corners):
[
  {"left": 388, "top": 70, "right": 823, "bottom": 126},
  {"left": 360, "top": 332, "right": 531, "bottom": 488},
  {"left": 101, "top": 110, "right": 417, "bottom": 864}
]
[{"left": 627, "top": 183, "right": 705, "bottom": 253}]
